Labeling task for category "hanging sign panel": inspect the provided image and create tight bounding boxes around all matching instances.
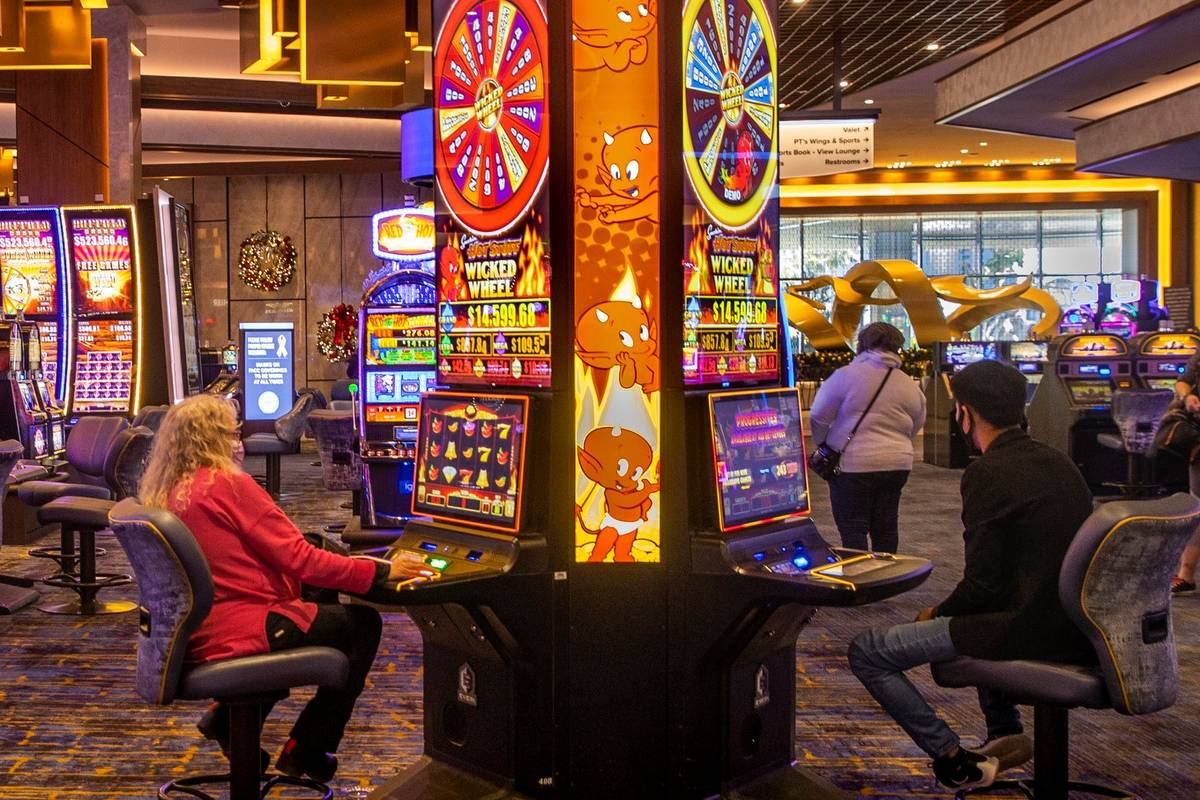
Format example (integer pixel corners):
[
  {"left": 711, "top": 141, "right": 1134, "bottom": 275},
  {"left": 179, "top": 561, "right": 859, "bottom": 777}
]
[
  {"left": 433, "top": 0, "right": 552, "bottom": 388},
  {"left": 779, "top": 118, "right": 875, "bottom": 179},
  {"left": 681, "top": 0, "right": 781, "bottom": 387}
]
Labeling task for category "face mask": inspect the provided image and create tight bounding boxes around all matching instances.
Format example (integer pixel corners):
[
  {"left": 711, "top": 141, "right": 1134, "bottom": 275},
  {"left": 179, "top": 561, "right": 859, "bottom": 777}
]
[{"left": 231, "top": 438, "right": 245, "bottom": 467}]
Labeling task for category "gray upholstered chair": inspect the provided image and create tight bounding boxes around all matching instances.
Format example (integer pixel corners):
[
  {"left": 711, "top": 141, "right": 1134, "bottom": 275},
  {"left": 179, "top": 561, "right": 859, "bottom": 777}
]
[
  {"left": 330, "top": 379, "right": 354, "bottom": 402},
  {"left": 307, "top": 409, "right": 363, "bottom": 537},
  {"left": 0, "top": 439, "right": 39, "bottom": 614},
  {"left": 132, "top": 404, "right": 170, "bottom": 432},
  {"left": 1097, "top": 389, "right": 1174, "bottom": 497},
  {"left": 108, "top": 498, "right": 347, "bottom": 800},
  {"left": 242, "top": 392, "right": 315, "bottom": 499},
  {"left": 34, "top": 426, "right": 154, "bottom": 616},
  {"left": 20, "top": 416, "right": 130, "bottom": 578},
  {"left": 932, "top": 493, "right": 1200, "bottom": 799}
]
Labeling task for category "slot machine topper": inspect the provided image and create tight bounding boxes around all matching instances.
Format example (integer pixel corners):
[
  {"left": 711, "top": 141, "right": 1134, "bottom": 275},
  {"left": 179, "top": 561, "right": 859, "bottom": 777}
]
[{"left": 1028, "top": 333, "right": 1134, "bottom": 492}]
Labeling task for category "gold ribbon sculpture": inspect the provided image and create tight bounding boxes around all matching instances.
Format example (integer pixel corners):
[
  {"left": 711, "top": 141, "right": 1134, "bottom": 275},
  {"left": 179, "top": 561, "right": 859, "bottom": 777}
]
[{"left": 783, "top": 259, "right": 1062, "bottom": 349}]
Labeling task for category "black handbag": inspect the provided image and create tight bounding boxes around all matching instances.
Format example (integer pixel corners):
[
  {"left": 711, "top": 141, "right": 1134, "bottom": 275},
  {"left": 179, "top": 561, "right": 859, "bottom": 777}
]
[
  {"left": 1152, "top": 410, "right": 1200, "bottom": 463},
  {"left": 808, "top": 367, "right": 895, "bottom": 481}
]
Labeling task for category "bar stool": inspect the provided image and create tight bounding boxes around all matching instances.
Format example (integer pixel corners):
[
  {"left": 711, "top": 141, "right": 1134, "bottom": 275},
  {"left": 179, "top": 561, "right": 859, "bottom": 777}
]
[
  {"left": 37, "top": 426, "right": 154, "bottom": 615},
  {"left": 110, "top": 499, "right": 347, "bottom": 800},
  {"left": 242, "top": 393, "right": 315, "bottom": 498},
  {"left": 1097, "top": 389, "right": 1174, "bottom": 499}
]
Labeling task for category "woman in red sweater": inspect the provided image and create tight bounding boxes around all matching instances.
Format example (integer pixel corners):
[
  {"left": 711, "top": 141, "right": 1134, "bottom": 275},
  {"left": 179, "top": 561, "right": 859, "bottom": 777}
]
[{"left": 140, "top": 394, "right": 430, "bottom": 781}]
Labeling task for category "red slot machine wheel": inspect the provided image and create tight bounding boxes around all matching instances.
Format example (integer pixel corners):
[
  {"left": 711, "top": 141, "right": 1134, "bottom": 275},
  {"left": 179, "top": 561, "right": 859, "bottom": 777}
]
[
  {"left": 434, "top": 0, "right": 550, "bottom": 238},
  {"left": 682, "top": 0, "right": 778, "bottom": 231}
]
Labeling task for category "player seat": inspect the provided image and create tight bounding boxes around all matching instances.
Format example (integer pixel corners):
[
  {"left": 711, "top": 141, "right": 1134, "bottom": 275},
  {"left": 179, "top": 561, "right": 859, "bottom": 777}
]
[
  {"left": 1097, "top": 388, "right": 1173, "bottom": 498},
  {"left": 243, "top": 392, "right": 315, "bottom": 499},
  {"left": 108, "top": 498, "right": 347, "bottom": 800},
  {"left": 932, "top": 493, "right": 1200, "bottom": 799}
]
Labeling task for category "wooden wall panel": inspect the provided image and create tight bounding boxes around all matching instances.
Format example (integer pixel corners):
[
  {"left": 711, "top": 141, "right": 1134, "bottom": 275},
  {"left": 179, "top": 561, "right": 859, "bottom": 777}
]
[{"left": 304, "top": 217, "right": 348, "bottom": 384}]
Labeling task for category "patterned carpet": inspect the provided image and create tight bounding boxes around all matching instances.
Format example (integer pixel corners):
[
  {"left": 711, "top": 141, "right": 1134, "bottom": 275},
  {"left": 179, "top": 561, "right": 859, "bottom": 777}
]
[{"left": 1, "top": 445, "right": 1197, "bottom": 799}]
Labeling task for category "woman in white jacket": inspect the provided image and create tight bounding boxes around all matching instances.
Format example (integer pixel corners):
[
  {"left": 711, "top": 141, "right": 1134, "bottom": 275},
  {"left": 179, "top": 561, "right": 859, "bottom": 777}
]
[{"left": 808, "top": 322, "right": 926, "bottom": 553}]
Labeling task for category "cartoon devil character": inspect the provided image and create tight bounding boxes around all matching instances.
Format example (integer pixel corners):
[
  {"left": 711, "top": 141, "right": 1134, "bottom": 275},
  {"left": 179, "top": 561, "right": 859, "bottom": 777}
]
[
  {"left": 576, "top": 426, "right": 659, "bottom": 563},
  {"left": 720, "top": 129, "right": 755, "bottom": 199},
  {"left": 575, "top": 126, "right": 659, "bottom": 225},
  {"left": 572, "top": 0, "right": 657, "bottom": 72},
  {"left": 575, "top": 297, "right": 658, "bottom": 393}
]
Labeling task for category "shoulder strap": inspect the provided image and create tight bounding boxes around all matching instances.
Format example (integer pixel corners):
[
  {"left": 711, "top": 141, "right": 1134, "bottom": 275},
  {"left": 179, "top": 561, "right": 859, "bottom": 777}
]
[{"left": 844, "top": 367, "right": 895, "bottom": 448}]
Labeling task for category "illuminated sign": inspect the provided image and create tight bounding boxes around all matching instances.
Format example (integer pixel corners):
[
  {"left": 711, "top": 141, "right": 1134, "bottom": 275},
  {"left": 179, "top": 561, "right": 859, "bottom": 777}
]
[
  {"left": 73, "top": 319, "right": 134, "bottom": 414},
  {"left": 681, "top": 0, "right": 780, "bottom": 386},
  {"left": 64, "top": 207, "right": 135, "bottom": 316},
  {"left": 1140, "top": 332, "right": 1200, "bottom": 357},
  {"left": 434, "top": 0, "right": 552, "bottom": 387},
  {"left": 1061, "top": 334, "right": 1128, "bottom": 358},
  {"left": 372, "top": 208, "right": 436, "bottom": 262},
  {"left": 0, "top": 208, "right": 64, "bottom": 317},
  {"left": 240, "top": 322, "right": 295, "bottom": 422}
]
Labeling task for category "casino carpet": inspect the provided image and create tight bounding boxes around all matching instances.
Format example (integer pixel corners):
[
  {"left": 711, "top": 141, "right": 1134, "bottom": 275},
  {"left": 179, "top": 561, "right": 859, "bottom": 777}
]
[{"left": 1, "top": 446, "right": 1198, "bottom": 799}]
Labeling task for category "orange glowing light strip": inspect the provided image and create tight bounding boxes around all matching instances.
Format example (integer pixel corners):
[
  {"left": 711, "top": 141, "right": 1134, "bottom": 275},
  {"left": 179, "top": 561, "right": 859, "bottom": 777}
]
[
  {"left": 780, "top": 177, "right": 1174, "bottom": 293},
  {"left": 707, "top": 386, "right": 812, "bottom": 535}
]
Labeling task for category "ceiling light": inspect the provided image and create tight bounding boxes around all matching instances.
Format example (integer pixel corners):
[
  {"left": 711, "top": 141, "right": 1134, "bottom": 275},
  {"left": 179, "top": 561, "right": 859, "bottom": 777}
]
[
  {"left": 791, "top": 0, "right": 807, "bottom": 5},
  {"left": 934, "top": 159, "right": 962, "bottom": 168},
  {"left": 888, "top": 161, "right": 912, "bottom": 170},
  {"left": 839, "top": 80, "right": 850, "bottom": 88},
  {"left": 979, "top": 141, "right": 988, "bottom": 147},
  {"left": 926, "top": 43, "right": 940, "bottom": 51},
  {"left": 1032, "top": 157, "right": 1064, "bottom": 166},
  {"left": 864, "top": 99, "right": 874, "bottom": 105},
  {"left": 779, "top": 102, "right": 790, "bottom": 109},
  {"left": 985, "top": 159, "right": 1010, "bottom": 167},
  {"left": 959, "top": 148, "right": 969, "bottom": 154}
]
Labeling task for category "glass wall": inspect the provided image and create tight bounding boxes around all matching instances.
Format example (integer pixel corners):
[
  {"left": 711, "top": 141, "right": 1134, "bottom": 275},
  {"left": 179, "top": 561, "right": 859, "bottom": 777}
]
[{"left": 781, "top": 208, "right": 1136, "bottom": 346}]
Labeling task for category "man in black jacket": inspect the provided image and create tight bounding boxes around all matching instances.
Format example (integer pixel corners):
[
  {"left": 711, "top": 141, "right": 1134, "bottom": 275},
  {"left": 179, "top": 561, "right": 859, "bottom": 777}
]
[{"left": 847, "top": 360, "right": 1095, "bottom": 792}]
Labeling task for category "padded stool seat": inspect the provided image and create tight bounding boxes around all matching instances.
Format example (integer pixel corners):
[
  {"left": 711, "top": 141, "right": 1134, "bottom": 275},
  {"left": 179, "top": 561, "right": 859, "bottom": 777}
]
[
  {"left": 39, "top": 495, "right": 116, "bottom": 528},
  {"left": 242, "top": 433, "right": 294, "bottom": 455},
  {"left": 932, "top": 657, "right": 1108, "bottom": 710},
  {"left": 1096, "top": 433, "right": 1123, "bottom": 452},
  {"left": 18, "top": 480, "right": 110, "bottom": 506},
  {"left": 179, "top": 647, "right": 348, "bottom": 701}
]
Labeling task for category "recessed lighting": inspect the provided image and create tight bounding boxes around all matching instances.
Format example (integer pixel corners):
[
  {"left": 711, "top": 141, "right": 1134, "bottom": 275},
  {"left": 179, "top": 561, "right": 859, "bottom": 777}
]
[
  {"left": 779, "top": 102, "right": 790, "bottom": 109},
  {"left": 979, "top": 141, "right": 989, "bottom": 147},
  {"left": 959, "top": 148, "right": 969, "bottom": 154},
  {"left": 926, "top": 42, "right": 940, "bottom": 51},
  {"left": 934, "top": 159, "right": 962, "bottom": 168},
  {"left": 864, "top": 99, "right": 874, "bottom": 105},
  {"left": 791, "top": 0, "right": 807, "bottom": 5},
  {"left": 985, "top": 159, "right": 1011, "bottom": 167},
  {"left": 888, "top": 161, "right": 913, "bottom": 169},
  {"left": 839, "top": 80, "right": 850, "bottom": 88},
  {"left": 1032, "top": 157, "right": 1064, "bottom": 166}
]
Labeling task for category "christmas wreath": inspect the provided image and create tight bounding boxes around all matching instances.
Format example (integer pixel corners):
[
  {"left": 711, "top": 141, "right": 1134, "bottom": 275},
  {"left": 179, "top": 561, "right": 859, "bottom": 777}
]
[
  {"left": 317, "top": 303, "right": 358, "bottom": 363},
  {"left": 238, "top": 229, "right": 297, "bottom": 291}
]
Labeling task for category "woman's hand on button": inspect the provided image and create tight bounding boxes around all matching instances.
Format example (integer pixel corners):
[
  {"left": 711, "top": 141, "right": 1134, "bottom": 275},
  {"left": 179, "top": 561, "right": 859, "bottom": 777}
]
[{"left": 389, "top": 551, "right": 436, "bottom": 582}]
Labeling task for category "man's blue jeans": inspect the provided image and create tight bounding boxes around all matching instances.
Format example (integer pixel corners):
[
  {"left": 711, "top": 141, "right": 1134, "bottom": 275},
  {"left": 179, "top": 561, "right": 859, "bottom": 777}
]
[{"left": 847, "top": 617, "right": 1022, "bottom": 758}]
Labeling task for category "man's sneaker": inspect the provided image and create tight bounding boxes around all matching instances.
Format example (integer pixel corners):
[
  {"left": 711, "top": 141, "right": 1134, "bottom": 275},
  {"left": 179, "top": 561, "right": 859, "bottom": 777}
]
[
  {"left": 979, "top": 733, "right": 1033, "bottom": 772},
  {"left": 932, "top": 747, "right": 999, "bottom": 791},
  {"left": 276, "top": 737, "right": 338, "bottom": 784},
  {"left": 196, "top": 703, "right": 270, "bottom": 774}
]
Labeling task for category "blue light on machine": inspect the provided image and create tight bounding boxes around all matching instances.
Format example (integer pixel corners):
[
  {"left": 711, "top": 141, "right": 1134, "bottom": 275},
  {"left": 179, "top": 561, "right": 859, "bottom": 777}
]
[
  {"left": 1099, "top": 367, "right": 1111, "bottom": 376},
  {"left": 792, "top": 555, "right": 810, "bottom": 570},
  {"left": 752, "top": 551, "right": 766, "bottom": 561},
  {"left": 1180, "top": 366, "right": 1187, "bottom": 374}
]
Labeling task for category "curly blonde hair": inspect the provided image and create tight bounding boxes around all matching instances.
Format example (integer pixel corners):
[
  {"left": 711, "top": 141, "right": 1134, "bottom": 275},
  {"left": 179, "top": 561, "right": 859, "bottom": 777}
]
[{"left": 140, "top": 394, "right": 239, "bottom": 510}]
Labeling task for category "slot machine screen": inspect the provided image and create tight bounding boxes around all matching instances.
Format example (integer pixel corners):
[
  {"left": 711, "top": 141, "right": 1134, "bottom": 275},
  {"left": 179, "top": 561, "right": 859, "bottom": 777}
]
[
  {"left": 944, "top": 342, "right": 998, "bottom": 372},
  {"left": 1143, "top": 378, "right": 1179, "bottom": 391},
  {"left": 364, "top": 309, "right": 435, "bottom": 366},
  {"left": 74, "top": 319, "right": 134, "bottom": 413},
  {"left": 0, "top": 208, "right": 63, "bottom": 318},
  {"left": 364, "top": 370, "right": 436, "bottom": 425},
  {"left": 51, "top": 421, "right": 64, "bottom": 453},
  {"left": 1008, "top": 342, "right": 1047, "bottom": 362},
  {"left": 18, "top": 382, "right": 35, "bottom": 411},
  {"left": 412, "top": 392, "right": 528, "bottom": 533},
  {"left": 1067, "top": 380, "right": 1113, "bottom": 407},
  {"left": 65, "top": 208, "right": 135, "bottom": 316},
  {"left": 1156, "top": 362, "right": 1187, "bottom": 375},
  {"left": 709, "top": 388, "right": 810, "bottom": 533}
]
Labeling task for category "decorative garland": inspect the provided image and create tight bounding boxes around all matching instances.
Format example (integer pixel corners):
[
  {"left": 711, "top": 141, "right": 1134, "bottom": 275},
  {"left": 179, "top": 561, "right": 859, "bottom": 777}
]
[
  {"left": 316, "top": 303, "right": 358, "bottom": 363},
  {"left": 238, "top": 229, "right": 297, "bottom": 292}
]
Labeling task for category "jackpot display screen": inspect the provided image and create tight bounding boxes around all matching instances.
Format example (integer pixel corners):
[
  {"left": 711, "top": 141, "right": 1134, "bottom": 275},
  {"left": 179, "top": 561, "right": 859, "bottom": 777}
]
[
  {"left": 412, "top": 391, "right": 528, "bottom": 533},
  {"left": 64, "top": 207, "right": 135, "bottom": 316},
  {"left": 944, "top": 342, "right": 998, "bottom": 370},
  {"left": 1067, "top": 380, "right": 1113, "bottom": 407},
  {"left": 681, "top": 0, "right": 780, "bottom": 387},
  {"left": 365, "top": 309, "right": 435, "bottom": 367},
  {"left": 709, "top": 388, "right": 809, "bottom": 533},
  {"left": 73, "top": 319, "right": 134, "bottom": 414},
  {"left": 1008, "top": 341, "right": 1047, "bottom": 362},
  {"left": 0, "top": 208, "right": 63, "bottom": 318}
]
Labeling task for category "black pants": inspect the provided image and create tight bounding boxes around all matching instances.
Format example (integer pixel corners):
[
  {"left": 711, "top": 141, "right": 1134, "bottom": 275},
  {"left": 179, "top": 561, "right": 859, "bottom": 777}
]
[
  {"left": 210, "top": 603, "right": 383, "bottom": 755},
  {"left": 828, "top": 470, "right": 910, "bottom": 553}
]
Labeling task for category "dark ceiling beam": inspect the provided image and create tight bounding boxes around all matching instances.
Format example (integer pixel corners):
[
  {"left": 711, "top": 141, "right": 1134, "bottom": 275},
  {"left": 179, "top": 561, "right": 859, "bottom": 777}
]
[{"left": 139, "top": 75, "right": 421, "bottom": 119}]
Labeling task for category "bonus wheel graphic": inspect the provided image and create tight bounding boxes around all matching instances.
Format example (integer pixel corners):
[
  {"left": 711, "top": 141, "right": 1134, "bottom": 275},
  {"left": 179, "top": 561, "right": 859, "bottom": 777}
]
[
  {"left": 435, "top": 0, "right": 550, "bottom": 238},
  {"left": 683, "top": 0, "right": 777, "bottom": 231}
]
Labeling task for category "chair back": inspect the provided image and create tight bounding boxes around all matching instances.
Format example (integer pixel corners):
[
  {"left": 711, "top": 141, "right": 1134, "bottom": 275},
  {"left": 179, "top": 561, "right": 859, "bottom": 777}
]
[
  {"left": 308, "top": 409, "right": 362, "bottom": 492},
  {"left": 0, "top": 438, "right": 25, "bottom": 545},
  {"left": 298, "top": 387, "right": 330, "bottom": 437},
  {"left": 103, "top": 426, "right": 155, "bottom": 500},
  {"left": 131, "top": 405, "right": 169, "bottom": 432},
  {"left": 1111, "top": 389, "right": 1173, "bottom": 455},
  {"left": 108, "top": 498, "right": 213, "bottom": 705},
  {"left": 273, "top": 391, "right": 315, "bottom": 447},
  {"left": 1060, "top": 493, "right": 1200, "bottom": 715},
  {"left": 66, "top": 416, "right": 130, "bottom": 482},
  {"left": 331, "top": 379, "right": 354, "bottom": 402}
]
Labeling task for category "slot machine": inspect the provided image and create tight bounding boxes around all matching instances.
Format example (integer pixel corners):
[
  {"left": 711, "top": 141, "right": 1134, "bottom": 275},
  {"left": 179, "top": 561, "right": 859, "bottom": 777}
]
[
  {"left": 152, "top": 188, "right": 204, "bottom": 402},
  {"left": 1131, "top": 331, "right": 1200, "bottom": 392},
  {"left": 1028, "top": 333, "right": 1134, "bottom": 491},
  {"left": 62, "top": 204, "right": 169, "bottom": 422},
  {"left": 1005, "top": 340, "right": 1049, "bottom": 405},
  {"left": 923, "top": 341, "right": 1002, "bottom": 468},
  {"left": 0, "top": 206, "right": 72, "bottom": 405},
  {"left": 23, "top": 323, "right": 66, "bottom": 457},
  {"left": 0, "top": 322, "right": 51, "bottom": 461},
  {"left": 203, "top": 345, "right": 240, "bottom": 399},
  {"left": 355, "top": 208, "right": 440, "bottom": 527}
]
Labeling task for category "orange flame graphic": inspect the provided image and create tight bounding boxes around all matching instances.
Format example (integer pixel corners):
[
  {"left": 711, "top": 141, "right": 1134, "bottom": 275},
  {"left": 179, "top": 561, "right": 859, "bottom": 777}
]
[
  {"left": 514, "top": 216, "right": 548, "bottom": 298},
  {"left": 684, "top": 210, "right": 709, "bottom": 295}
]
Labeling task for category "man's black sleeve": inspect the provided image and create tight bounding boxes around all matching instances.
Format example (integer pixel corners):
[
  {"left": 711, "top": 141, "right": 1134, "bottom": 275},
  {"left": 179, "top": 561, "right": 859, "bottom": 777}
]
[{"left": 935, "top": 463, "right": 1012, "bottom": 618}]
